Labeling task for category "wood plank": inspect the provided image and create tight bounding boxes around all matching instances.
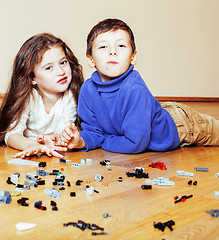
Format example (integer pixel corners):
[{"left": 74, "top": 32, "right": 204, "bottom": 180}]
[{"left": 0, "top": 145, "right": 219, "bottom": 239}]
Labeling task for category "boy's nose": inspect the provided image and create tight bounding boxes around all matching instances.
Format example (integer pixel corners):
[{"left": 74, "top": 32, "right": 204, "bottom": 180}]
[
  {"left": 109, "top": 48, "right": 118, "bottom": 56},
  {"left": 110, "top": 52, "right": 118, "bottom": 56}
]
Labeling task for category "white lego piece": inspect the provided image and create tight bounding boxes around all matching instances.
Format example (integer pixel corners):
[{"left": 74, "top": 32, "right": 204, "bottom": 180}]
[
  {"left": 176, "top": 170, "right": 194, "bottom": 177},
  {"left": 134, "top": 167, "right": 145, "bottom": 171},
  {"left": 72, "top": 163, "right": 81, "bottom": 168},
  {"left": 215, "top": 173, "right": 219, "bottom": 177},
  {"left": 44, "top": 188, "right": 61, "bottom": 199},
  {"left": 11, "top": 173, "right": 19, "bottom": 183},
  {"left": 85, "top": 158, "right": 93, "bottom": 163},
  {"left": 214, "top": 191, "right": 219, "bottom": 197},
  {"left": 16, "top": 222, "right": 36, "bottom": 231},
  {"left": 80, "top": 158, "right": 93, "bottom": 164},
  {"left": 86, "top": 186, "right": 94, "bottom": 195},
  {"left": 80, "top": 158, "right": 86, "bottom": 164},
  {"left": 8, "top": 158, "right": 39, "bottom": 167},
  {"left": 145, "top": 177, "right": 175, "bottom": 186},
  {"left": 94, "top": 174, "right": 103, "bottom": 182}
]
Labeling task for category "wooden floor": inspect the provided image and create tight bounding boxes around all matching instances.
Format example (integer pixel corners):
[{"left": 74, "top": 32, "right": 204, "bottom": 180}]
[{"left": 0, "top": 102, "right": 218, "bottom": 240}]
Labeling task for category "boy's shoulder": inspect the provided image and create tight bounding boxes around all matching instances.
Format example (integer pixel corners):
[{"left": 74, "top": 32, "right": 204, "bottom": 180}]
[{"left": 122, "top": 69, "right": 147, "bottom": 90}]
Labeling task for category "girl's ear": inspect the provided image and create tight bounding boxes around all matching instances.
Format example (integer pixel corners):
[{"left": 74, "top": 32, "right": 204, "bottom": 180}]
[
  {"left": 131, "top": 51, "right": 137, "bottom": 65},
  {"left": 32, "top": 79, "right": 37, "bottom": 85},
  {"left": 87, "top": 55, "right": 95, "bottom": 68}
]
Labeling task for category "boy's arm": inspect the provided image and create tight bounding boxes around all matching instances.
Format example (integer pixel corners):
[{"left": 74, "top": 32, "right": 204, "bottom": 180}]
[{"left": 77, "top": 84, "right": 105, "bottom": 151}]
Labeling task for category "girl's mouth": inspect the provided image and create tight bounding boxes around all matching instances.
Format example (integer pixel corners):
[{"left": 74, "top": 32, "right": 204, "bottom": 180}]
[{"left": 57, "top": 77, "right": 67, "bottom": 84}]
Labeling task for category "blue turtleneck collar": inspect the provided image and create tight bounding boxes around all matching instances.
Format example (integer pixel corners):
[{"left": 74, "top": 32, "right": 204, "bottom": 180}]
[{"left": 91, "top": 65, "right": 134, "bottom": 93}]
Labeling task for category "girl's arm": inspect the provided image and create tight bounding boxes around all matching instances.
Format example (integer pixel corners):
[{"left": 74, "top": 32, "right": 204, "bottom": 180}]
[{"left": 8, "top": 133, "right": 65, "bottom": 158}]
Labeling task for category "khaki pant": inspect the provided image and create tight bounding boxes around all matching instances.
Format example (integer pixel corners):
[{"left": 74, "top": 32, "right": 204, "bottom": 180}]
[{"left": 161, "top": 102, "right": 219, "bottom": 146}]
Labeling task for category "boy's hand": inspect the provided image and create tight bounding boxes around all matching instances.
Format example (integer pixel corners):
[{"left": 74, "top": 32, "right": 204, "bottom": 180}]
[{"left": 58, "top": 123, "right": 86, "bottom": 149}]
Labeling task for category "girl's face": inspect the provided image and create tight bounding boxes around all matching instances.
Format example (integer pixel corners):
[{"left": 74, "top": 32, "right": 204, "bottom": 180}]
[{"left": 32, "top": 46, "right": 72, "bottom": 99}]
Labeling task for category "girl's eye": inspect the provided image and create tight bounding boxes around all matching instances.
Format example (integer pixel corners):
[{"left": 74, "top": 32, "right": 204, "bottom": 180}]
[
  {"left": 45, "top": 66, "right": 52, "bottom": 71},
  {"left": 61, "top": 60, "right": 68, "bottom": 65}
]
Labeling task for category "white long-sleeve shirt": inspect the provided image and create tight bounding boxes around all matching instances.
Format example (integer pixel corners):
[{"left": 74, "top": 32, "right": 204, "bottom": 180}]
[{"left": 5, "top": 89, "right": 77, "bottom": 145}]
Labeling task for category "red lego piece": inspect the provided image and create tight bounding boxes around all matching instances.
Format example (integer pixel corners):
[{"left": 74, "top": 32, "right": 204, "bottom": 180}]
[{"left": 149, "top": 161, "right": 167, "bottom": 170}]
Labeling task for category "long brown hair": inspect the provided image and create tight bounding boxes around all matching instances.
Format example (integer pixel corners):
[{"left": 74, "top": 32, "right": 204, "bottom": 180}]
[{"left": 0, "top": 33, "right": 84, "bottom": 143}]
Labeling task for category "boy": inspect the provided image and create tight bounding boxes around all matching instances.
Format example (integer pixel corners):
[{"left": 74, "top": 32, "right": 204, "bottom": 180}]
[{"left": 59, "top": 18, "right": 219, "bottom": 153}]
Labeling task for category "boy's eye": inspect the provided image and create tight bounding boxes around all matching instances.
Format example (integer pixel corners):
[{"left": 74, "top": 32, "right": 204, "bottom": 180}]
[
  {"left": 118, "top": 44, "right": 126, "bottom": 48},
  {"left": 99, "top": 45, "right": 106, "bottom": 49}
]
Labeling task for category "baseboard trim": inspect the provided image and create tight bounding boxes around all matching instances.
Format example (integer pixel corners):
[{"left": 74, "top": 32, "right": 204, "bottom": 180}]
[
  {"left": 155, "top": 97, "right": 219, "bottom": 102},
  {"left": 0, "top": 94, "right": 219, "bottom": 102}
]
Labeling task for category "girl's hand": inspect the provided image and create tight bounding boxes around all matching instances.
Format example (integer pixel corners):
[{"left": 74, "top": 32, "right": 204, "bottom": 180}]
[
  {"left": 37, "top": 134, "right": 68, "bottom": 151},
  {"left": 13, "top": 143, "right": 64, "bottom": 158}
]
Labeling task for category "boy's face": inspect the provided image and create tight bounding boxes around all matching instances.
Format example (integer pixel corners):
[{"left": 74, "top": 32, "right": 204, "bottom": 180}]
[{"left": 87, "top": 29, "right": 137, "bottom": 82}]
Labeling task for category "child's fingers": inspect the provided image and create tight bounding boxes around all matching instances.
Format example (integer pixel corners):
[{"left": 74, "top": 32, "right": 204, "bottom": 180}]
[
  {"left": 37, "top": 134, "right": 45, "bottom": 144},
  {"left": 63, "top": 127, "right": 74, "bottom": 139},
  {"left": 51, "top": 150, "right": 64, "bottom": 158},
  {"left": 54, "top": 146, "right": 68, "bottom": 152}
]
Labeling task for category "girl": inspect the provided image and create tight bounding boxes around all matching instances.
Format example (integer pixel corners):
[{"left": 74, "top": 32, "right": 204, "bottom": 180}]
[{"left": 0, "top": 33, "right": 84, "bottom": 158}]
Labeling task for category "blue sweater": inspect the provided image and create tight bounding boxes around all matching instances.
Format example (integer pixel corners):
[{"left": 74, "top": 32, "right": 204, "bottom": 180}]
[{"left": 78, "top": 65, "right": 180, "bottom": 153}]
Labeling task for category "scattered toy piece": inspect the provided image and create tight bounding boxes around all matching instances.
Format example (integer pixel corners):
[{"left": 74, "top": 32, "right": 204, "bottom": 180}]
[
  {"left": 60, "top": 158, "right": 71, "bottom": 163},
  {"left": 72, "top": 163, "right": 81, "bottom": 168},
  {"left": 76, "top": 180, "right": 83, "bottom": 186},
  {"left": 174, "top": 195, "right": 193, "bottom": 203},
  {"left": 141, "top": 184, "right": 152, "bottom": 190},
  {"left": 149, "top": 161, "right": 167, "bottom": 170},
  {"left": 6, "top": 177, "right": 16, "bottom": 185},
  {"left": 194, "top": 167, "right": 209, "bottom": 172},
  {"left": 16, "top": 222, "right": 36, "bottom": 231},
  {"left": 100, "top": 160, "right": 110, "bottom": 166},
  {"left": 50, "top": 200, "right": 58, "bottom": 211},
  {"left": 154, "top": 220, "right": 175, "bottom": 232},
  {"left": 34, "top": 201, "right": 47, "bottom": 211},
  {"left": 17, "top": 197, "right": 29, "bottom": 206},
  {"left": 70, "top": 192, "right": 76, "bottom": 197},
  {"left": 206, "top": 209, "right": 219, "bottom": 218},
  {"left": 103, "top": 213, "right": 111, "bottom": 218},
  {"left": 44, "top": 188, "right": 61, "bottom": 199},
  {"left": 95, "top": 174, "right": 103, "bottom": 182},
  {"left": 214, "top": 191, "right": 219, "bottom": 197},
  {"left": 146, "top": 177, "right": 175, "bottom": 186},
  {"left": 126, "top": 168, "right": 149, "bottom": 179},
  {"left": 0, "top": 191, "right": 11, "bottom": 204},
  {"left": 176, "top": 170, "right": 194, "bottom": 177}
]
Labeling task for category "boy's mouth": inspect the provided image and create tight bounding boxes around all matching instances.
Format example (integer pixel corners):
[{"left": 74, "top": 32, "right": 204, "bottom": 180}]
[{"left": 107, "top": 61, "right": 118, "bottom": 64}]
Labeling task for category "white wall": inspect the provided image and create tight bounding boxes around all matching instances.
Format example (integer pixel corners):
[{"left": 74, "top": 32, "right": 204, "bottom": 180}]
[{"left": 0, "top": 0, "right": 218, "bottom": 97}]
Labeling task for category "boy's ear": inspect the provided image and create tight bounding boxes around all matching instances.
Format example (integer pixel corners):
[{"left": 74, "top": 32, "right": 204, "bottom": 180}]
[
  {"left": 87, "top": 55, "right": 95, "bottom": 68},
  {"left": 131, "top": 51, "right": 137, "bottom": 65}
]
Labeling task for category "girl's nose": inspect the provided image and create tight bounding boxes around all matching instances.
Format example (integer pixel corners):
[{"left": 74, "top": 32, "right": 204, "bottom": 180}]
[{"left": 56, "top": 66, "right": 65, "bottom": 75}]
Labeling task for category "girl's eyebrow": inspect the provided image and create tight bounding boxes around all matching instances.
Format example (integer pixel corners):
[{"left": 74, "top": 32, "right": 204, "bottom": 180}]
[{"left": 41, "top": 56, "right": 67, "bottom": 68}]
